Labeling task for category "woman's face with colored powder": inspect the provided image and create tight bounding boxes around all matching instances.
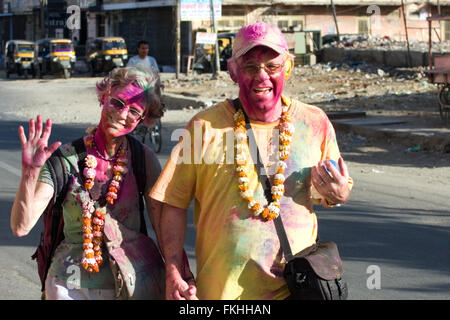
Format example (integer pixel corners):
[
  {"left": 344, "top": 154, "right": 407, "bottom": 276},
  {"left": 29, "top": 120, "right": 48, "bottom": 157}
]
[
  {"left": 236, "top": 46, "right": 286, "bottom": 119},
  {"left": 99, "top": 83, "right": 146, "bottom": 138}
]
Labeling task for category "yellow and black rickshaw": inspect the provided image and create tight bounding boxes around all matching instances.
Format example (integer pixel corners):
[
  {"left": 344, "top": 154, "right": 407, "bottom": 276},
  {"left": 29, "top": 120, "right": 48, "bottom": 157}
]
[
  {"left": 218, "top": 32, "right": 235, "bottom": 71},
  {"left": 85, "top": 37, "right": 128, "bottom": 76},
  {"left": 35, "top": 38, "right": 76, "bottom": 79},
  {"left": 4, "top": 40, "right": 36, "bottom": 79}
]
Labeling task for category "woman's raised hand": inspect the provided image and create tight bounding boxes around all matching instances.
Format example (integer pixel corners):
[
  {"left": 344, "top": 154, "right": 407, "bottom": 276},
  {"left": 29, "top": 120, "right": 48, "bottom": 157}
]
[{"left": 19, "top": 115, "right": 61, "bottom": 170}]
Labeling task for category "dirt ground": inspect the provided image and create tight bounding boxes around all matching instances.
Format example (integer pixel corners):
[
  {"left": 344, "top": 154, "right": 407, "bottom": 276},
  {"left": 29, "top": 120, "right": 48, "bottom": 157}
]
[{"left": 163, "top": 63, "right": 438, "bottom": 118}]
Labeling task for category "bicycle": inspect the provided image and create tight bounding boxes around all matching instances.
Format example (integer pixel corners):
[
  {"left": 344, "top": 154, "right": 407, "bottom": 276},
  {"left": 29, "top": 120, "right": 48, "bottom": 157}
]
[{"left": 132, "top": 118, "right": 162, "bottom": 153}]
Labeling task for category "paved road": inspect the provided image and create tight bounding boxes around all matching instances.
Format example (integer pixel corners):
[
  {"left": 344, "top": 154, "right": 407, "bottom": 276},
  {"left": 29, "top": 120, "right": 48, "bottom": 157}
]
[{"left": 0, "top": 78, "right": 448, "bottom": 300}]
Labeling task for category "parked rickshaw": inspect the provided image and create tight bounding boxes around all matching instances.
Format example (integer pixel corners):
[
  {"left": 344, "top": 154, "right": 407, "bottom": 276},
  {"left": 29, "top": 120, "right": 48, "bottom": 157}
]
[
  {"left": 85, "top": 37, "right": 128, "bottom": 76},
  {"left": 192, "top": 32, "right": 235, "bottom": 73},
  {"left": 425, "top": 15, "right": 450, "bottom": 126},
  {"left": 4, "top": 40, "right": 36, "bottom": 79},
  {"left": 34, "top": 39, "right": 76, "bottom": 79},
  {"left": 218, "top": 32, "right": 235, "bottom": 71}
]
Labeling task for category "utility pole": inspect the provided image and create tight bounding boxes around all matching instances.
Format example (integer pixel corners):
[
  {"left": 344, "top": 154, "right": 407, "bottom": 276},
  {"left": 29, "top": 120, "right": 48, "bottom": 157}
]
[
  {"left": 40, "top": 0, "right": 47, "bottom": 38},
  {"left": 330, "top": 0, "right": 340, "bottom": 44},
  {"left": 176, "top": 0, "right": 181, "bottom": 79},
  {"left": 437, "top": 0, "right": 442, "bottom": 42},
  {"left": 210, "top": 0, "right": 220, "bottom": 77},
  {"left": 401, "top": 0, "right": 412, "bottom": 67}
]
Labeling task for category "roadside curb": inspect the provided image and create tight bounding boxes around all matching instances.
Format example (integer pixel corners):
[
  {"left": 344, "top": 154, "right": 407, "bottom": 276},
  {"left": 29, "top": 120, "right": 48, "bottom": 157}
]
[{"left": 331, "top": 117, "right": 450, "bottom": 153}]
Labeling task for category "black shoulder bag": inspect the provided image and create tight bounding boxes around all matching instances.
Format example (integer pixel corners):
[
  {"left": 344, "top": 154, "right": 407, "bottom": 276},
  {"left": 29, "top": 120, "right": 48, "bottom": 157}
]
[{"left": 232, "top": 98, "right": 348, "bottom": 300}]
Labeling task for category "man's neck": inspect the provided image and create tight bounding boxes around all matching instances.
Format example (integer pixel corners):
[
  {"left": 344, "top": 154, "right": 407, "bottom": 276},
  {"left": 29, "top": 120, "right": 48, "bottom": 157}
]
[{"left": 239, "top": 96, "right": 283, "bottom": 123}]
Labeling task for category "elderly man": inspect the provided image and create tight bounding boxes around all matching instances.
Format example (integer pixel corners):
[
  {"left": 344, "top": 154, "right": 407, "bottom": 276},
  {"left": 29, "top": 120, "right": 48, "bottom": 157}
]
[{"left": 150, "top": 21, "right": 353, "bottom": 300}]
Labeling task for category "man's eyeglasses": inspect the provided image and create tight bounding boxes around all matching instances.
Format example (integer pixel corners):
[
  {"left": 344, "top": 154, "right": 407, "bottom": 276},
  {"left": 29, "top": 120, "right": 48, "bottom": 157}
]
[
  {"left": 239, "top": 60, "right": 286, "bottom": 76},
  {"left": 108, "top": 97, "right": 144, "bottom": 122}
]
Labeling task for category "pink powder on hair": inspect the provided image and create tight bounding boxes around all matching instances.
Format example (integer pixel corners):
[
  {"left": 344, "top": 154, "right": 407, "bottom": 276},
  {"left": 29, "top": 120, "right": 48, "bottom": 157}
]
[{"left": 116, "top": 83, "right": 145, "bottom": 105}]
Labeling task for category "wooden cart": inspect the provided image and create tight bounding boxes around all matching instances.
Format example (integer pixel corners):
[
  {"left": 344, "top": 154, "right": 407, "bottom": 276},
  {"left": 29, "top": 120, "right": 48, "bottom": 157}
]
[{"left": 425, "top": 15, "right": 450, "bottom": 125}]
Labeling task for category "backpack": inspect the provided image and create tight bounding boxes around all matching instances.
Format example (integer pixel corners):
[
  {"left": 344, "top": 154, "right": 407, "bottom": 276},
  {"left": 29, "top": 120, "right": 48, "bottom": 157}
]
[{"left": 31, "top": 134, "right": 148, "bottom": 294}]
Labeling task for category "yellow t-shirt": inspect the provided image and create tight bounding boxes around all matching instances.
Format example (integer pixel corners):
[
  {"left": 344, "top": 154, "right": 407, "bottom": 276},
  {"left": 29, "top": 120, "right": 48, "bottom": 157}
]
[{"left": 150, "top": 96, "right": 343, "bottom": 300}]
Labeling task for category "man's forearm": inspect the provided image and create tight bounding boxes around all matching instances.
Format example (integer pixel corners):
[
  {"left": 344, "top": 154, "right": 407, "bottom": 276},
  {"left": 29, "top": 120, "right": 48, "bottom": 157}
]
[{"left": 160, "top": 203, "right": 188, "bottom": 271}]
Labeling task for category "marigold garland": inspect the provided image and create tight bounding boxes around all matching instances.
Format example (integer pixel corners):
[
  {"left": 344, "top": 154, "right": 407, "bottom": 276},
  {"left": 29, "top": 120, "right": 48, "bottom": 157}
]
[
  {"left": 234, "top": 106, "right": 294, "bottom": 221},
  {"left": 80, "top": 131, "right": 127, "bottom": 274}
]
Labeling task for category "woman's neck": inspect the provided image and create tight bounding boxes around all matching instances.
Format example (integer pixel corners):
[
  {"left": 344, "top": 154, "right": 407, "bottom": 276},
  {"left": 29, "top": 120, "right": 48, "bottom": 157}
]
[{"left": 93, "top": 128, "right": 124, "bottom": 159}]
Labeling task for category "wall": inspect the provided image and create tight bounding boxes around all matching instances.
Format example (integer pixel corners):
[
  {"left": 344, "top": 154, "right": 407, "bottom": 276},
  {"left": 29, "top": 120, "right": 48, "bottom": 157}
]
[
  {"left": 210, "top": 4, "right": 446, "bottom": 43},
  {"left": 303, "top": 5, "right": 443, "bottom": 42},
  {"left": 322, "top": 47, "right": 430, "bottom": 68},
  {"left": 119, "top": 6, "right": 175, "bottom": 66}
]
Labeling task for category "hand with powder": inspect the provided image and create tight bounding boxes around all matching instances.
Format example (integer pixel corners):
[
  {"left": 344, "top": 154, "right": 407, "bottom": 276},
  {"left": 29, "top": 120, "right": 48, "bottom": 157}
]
[{"left": 19, "top": 115, "right": 61, "bottom": 171}]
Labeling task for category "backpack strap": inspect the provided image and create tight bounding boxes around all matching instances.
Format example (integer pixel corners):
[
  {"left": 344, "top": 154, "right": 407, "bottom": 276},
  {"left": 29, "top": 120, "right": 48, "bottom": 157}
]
[
  {"left": 47, "top": 149, "right": 68, "bottom": 205},
  {"left": 72, "top": 137, "right": 87, "bottom": 176},
  {"left": 38, "top": 138, "right": 85, "bottom": 293},
  {"left": 126, "top": 134, "right": 148, "bottom": 236},
  {"left": 36, "top": 147, "right": 69, "bottom": 293}
]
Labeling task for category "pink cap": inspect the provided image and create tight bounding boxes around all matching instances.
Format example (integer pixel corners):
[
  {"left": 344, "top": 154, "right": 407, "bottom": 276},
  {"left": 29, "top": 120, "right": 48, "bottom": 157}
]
[{"left": 231, "top": 21, "right": 291, "bottom": 59}]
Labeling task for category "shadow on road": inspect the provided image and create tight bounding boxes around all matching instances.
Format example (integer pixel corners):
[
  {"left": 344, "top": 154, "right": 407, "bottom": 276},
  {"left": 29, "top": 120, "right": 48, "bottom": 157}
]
[
  {"left": 315, "top": 201, "right": 450, "bottom": 289},
  {"left": 314, "top": 91, "right": 438, "bottom": 116}
]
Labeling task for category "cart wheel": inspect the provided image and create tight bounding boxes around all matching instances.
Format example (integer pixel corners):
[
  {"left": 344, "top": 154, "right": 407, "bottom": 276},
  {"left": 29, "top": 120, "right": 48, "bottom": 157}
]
[
  {"left": 90, "top": 62, "right": 96, "bottom": 77},
  {"left": 438, "top": 85, "right": 450, "bottom": 126},
  {"left": 149, "top": 118, "right": 162, "bottom": 153},
  {"left": 63, "top": 68, "right": 70, "bottom": 79}
]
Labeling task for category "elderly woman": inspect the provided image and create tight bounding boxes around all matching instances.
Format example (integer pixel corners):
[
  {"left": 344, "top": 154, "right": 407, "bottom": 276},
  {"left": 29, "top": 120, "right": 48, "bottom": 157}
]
[{"left": 10, "top": 66, "right": 192, "bottom": 300}]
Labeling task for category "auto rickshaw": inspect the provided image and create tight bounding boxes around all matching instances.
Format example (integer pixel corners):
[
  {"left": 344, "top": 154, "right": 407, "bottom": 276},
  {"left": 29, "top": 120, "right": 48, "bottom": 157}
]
[
  {"left": 34, "top": 39, "right": 76, "bottom": 79},
  {"left": 192, "top": 32, "right": 235, "bottom": 73},
  {"left": 218, "top": 32, "right": 235, "bottom": 71},
  {"left": 85, "top": 37, "right": 128, "bottom": 76},
  {"left": 4, "top": 40, "right": 36, "bottom": 79}
]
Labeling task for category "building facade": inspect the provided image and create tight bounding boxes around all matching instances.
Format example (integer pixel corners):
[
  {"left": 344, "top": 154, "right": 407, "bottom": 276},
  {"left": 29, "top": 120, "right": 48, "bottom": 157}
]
[{"left": 3, "top": 1, "right": 450, "bottom": 66}]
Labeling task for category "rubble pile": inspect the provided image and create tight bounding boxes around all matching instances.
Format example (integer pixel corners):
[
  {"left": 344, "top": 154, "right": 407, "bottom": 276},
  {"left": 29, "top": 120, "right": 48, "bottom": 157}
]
[
  {"left": 324, "top": 34, "right": 450, "bottom": 53},
  {"left": 163, "top": 62, "right": 437, "bottom": 117}
]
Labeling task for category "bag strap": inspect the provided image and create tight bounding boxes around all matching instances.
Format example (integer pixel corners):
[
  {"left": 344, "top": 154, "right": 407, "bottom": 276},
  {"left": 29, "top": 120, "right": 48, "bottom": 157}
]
[
  {"left": 126, "top": 134, "right": 148, "bottom": 236},
  {"left": 46, "top": 147, "right": 68, "bottom": 239},
  {"left": 232, "top": 98, "right": 294, "bottom": 262}
]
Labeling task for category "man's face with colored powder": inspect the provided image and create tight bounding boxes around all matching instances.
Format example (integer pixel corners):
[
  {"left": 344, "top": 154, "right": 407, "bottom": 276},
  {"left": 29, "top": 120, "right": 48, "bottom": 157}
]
[{"left": 235, "top": 46, "right": 286, "bottom": 119}]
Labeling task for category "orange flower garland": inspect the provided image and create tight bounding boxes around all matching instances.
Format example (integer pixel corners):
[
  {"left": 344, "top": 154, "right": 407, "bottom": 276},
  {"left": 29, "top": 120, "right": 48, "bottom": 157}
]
[
  {"left": 81, "top": 131, "right": 127, "bottom": 274},
  {"left": 234, "top": 106, "right": 294, "bottom": 221},
  {"left": 106, "top": 150, "right": 128, "bottom": 205}
]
